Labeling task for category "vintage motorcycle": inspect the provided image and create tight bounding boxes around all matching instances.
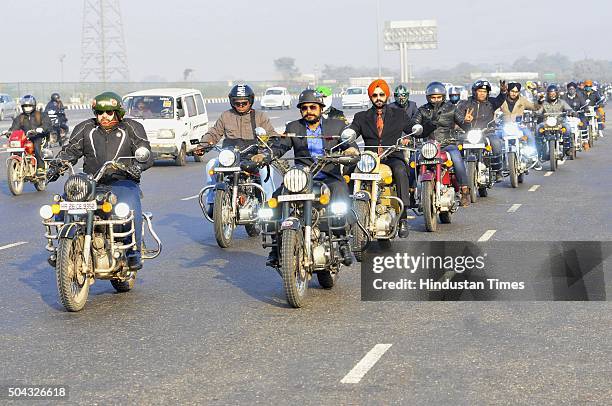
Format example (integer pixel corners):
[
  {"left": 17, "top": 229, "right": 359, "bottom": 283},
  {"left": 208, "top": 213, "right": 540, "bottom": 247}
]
[
  {"left": 583, "top": 100, "right": 604, "bottom": 146},
  {"left": 458, "top": 124, "right": 496, "bottom": 201},
  {"left": 259, "top": 130, "right": 358, "bottom": 308},
  {"left": 537, "top": 113, "right": 569, "bottom": 172},
  {"left": 498, "top": 120, "right": 535, "bottom": 187},
  {"left": 40, "top": 147, "right": 162, "bottom": 312},
  {"left": 196, "top": 129, "right": 272, "bottom": 248},
  {"left": 351, "top": 124, "right": 423, "bottom": 260},
  {"left": 4, "top": 129, "right": 51, "bottom": 195}
]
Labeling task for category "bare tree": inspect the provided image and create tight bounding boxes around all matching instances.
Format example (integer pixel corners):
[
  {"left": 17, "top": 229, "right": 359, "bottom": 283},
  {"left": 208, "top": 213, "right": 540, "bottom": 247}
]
[
  {"left": 273, "top": 57, "right": 300, "bottom": 81},
  {"left": 183, "top": 68, "right": 194, "bottom": 81}
]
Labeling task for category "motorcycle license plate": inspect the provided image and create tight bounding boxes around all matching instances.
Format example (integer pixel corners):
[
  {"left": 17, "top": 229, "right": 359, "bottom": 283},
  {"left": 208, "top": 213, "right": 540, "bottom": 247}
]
[
  {"left": 214, "top": 167, "right": 240, "bottom": 172},
  {"left": 277, "top": 193, "right": 315, "bottom": 202},
  {"left": 462, "top": 143, "right": 485, "bottom": 149},
  {"left": 351, "top": 173, "right": 381, "bottom": 181},
  {"left": 59, "top": 201, "right": 97, "bottom": 211},
  {"left": 7, "top": 148, "right": 25, "bottom": 153}
]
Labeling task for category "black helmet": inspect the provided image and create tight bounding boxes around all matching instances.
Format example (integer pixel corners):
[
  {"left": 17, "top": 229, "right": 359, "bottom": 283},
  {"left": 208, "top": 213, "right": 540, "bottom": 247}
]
[
  {"left": 425, "top": 82, "right": 446, "bottom": 97},
  {"left": 51, "top": 92, "right": 60, "bottom": 101},
  {"left": 228, "top": 84, "right": 255, "bottom": 107},
  {"left": 566, "top": 82, "right": 577, "bottom": 89},
  {"left": 472, "top": 79, "right": 491, "bottom": 93},
  {"left": 296, "top": 89, "right": 325, "bottom": 108},
  {"left": 546, "top": 84, "right": 559, "bottom": 93}
]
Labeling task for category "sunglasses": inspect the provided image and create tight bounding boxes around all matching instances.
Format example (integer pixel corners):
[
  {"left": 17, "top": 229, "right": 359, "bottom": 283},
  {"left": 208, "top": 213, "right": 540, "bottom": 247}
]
[
  {"left": 94, "top": 110, "right": 115, "bottom": 116},
  {"left": 233, "top": 101, "right": 250, "bottom": 107},
  {"left": 371, "top": 92, "right": 386, "bottom": 98},
  {"left": 300, "top": 105, "right": 320, "bottom": 112}
]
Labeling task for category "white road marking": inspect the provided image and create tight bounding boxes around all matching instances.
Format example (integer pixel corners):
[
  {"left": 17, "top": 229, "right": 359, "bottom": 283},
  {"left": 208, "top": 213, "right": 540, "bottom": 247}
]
[
  {"left": 544, "top": 171, "right": 553, "bottom": 177},
  {"left": 528, "top": 185, "right": 540, "bottom": 192},
  {"left": 478, "top": 230, "right": 496, "bottom": 242},
  {"left": 507, "top": 204, "right": 522, "bottom": 213},
  {"left": 0, "top": 241, "right": 28, "bottom": 251},
  {"left": 341, "top": 344, "right": 392, "bottom": 384},
  {"left": 180, "top": 195, "right": 199, "bottom": 201}
]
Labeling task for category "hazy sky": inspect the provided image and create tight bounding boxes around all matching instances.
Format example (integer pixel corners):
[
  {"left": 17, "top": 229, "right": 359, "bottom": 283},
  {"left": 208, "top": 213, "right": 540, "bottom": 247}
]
[{"left": 3, "top": 0, "right": 612, "bottom": 82}]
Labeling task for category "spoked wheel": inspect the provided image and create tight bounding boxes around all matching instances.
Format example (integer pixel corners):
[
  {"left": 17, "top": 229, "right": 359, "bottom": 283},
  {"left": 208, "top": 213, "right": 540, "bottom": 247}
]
[
  {"left": 507, "top": 152, "right": 518, "bottom": 188},
  {"left": 352, "top": 200, "right": 369, "bottom": 262},
  {"left": 56, "top": 236, "right": 90, "bottom": 312},
  {"left": 7, "top": 159, "right": 24, "bottom": 196},
  {"left": 421, "top": 181, "right": 437, "bottom": 232},
  {"left": 213, "top": 189, "right": 235, "bottom": 248},
  {"left": 467, "top": 161, "right": 478, "bottom": 203},
  {"left": 549, "top": 139, "right": 557, "bottom": 171},
  {"left": 111, "top": 275, "right": 136, "bottom": 292},
  {"left": 281, "top": 229, "right": 308, "bottom": 308}
]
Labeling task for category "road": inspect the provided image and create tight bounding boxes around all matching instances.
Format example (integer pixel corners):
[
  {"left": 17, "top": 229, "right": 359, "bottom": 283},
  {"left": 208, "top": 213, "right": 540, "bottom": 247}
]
[{"left": 0, "top": 104, "right": 610, "bottom": 404}]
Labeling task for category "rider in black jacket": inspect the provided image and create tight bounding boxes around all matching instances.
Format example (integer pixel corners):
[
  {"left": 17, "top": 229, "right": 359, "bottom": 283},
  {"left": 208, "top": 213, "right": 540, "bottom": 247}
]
[
  {"left": 9, "top": 95, "right": 52, "bottom": 175},
  {"left": 49, "top": 92, "right": 153, "bottom": 269},
  {"left": 44, "top": 93, "right": 69, "bottom": 145},
  {"left": 390, "top": 84, "right": 418, "bottom": 121}
]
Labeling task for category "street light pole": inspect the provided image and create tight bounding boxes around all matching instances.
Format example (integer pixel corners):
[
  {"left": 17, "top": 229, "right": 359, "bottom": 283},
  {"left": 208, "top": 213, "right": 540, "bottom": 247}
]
[
  {"left": 376, "top": 0, "right": 381, "bottom": 78},
  {"left": 59, "top": 54, "right": 66, "bottom": 83}
]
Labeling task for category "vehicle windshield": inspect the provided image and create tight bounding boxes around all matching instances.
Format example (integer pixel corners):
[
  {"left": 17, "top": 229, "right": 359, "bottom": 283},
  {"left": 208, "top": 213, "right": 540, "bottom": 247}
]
[
  {"left": 346, "top": 88, "right": 363, "bottom": 95},
  {"left": 265, "top": 89, "right": 283, "bottom": 95},
  {"left": 124, "top": 96, "right": 174, "bottom": 119}
]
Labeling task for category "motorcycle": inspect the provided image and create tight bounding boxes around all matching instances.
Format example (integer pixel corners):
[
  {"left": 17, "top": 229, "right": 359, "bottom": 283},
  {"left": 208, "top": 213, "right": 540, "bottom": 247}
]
[
  {"left": 46, "top": 109, "right": 69, "bottom": 146},
  {"left": 196, "top": 129, "right": 272, "bottom": 248},
  {"left": 4, "top": 129, "right": 51, "bottom": 195},
  {"left": 259, "top": 130, "right": 358, "bottom": 308},
  {"left": 351, "top": 124, "right": 423, "bottom": 260},
  {"left": 458, "top": 124, "right": 496, "bottom": 202},
  {"left": 39, "top": 147, "right": 162, "bottom": 312},
  {"left": 498, "top": 120, "right": 535, "bottom": 187},
  {"left": 583, "top": 99, "right": 605, "bottom": 147},
  {"left": 537, "top": 113, "right": 568, "bottom": 172}
]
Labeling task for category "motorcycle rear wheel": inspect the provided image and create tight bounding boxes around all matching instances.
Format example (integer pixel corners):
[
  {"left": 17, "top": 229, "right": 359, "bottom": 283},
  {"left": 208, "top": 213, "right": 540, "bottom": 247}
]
[
  {"left": 507, "top": 152, "right": 518, "bottom": 188},
  {"left": 352, "top": 200, "right": 369, "bottom": 262},
  {"left": 281, "top": 229, "right": 308, "bottom": 308},
  {"left": 213, "top": 189, "right": 234, "bottom": 248},
  {"left": 56, "top": 236, "right": 90, "bottom": 312},
  {"left": 7, "top": 160, "right": 24, "bottom": 196},
  {"left": 421, "top": 181, "right": 437, "bottom": 232}
]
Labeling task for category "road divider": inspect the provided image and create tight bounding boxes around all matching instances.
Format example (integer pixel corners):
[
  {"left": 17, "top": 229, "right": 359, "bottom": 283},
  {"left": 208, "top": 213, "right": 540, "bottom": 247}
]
[
  {"left": 477, "top": 230, "right": 496, "bottom": 242},
  {"left": 0, "top": 241, "right": 28, "bottom": 251},
  {"left": 340, "top": 344, "right": 392, "bottom": 384}
]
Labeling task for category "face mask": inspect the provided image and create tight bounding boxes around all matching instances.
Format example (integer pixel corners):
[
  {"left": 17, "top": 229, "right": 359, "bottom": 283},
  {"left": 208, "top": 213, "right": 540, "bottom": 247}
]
[
  {"left": 585, "top": 87, "right": 592, "bottom": 92},
  {"left": 449, "top": 95, "right": 460, "bottom": 104},
  {"left": 23, "top": 106, "right": 34, "bottom": 114}
]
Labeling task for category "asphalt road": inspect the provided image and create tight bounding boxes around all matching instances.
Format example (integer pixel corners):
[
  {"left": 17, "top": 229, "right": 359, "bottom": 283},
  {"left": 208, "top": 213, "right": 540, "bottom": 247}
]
[{"left": 0, "top": 104, "right": 610, "bottom": 404}]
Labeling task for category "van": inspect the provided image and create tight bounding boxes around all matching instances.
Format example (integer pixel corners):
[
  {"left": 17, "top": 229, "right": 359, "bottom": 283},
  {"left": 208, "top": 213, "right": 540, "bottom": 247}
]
[
  {"left": 123, "top": 88, "right": 209, "bottom": 166},
  {"left": 341, "top": 87, "right": 370, "bottom": 109}
]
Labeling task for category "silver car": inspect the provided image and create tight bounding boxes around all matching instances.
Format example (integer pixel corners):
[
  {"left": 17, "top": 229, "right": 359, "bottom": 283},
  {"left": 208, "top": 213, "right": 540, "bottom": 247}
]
[{"left": 0, "top": 94, "right": 17, "bottom": 121}]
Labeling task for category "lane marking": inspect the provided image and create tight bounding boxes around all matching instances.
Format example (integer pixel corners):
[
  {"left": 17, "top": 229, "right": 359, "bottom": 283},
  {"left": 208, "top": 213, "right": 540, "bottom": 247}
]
[
  {"left": 478, "top": 230, "right": 496, "bottom": 242},
  {"left": 528, "top": 185, "right": 540, "bottom": 192},
  {"left": 507, "top": 204, "right": 522, "bottom": 213},
  {"left": 544, "top": 171, "right": 553, "bottom": 177},
  {"left": 0, "top": 241, "right": 28, "bottom": 251},
  {"left": 341, "top": 344, "right": 392, "bottom": 384},
  {"left": 180, "top": 195, "right": 199, "bottom": 201}
]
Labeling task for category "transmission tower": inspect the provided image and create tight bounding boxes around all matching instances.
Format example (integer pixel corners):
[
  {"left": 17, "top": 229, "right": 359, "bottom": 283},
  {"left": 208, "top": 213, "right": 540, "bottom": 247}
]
[{"left": 80, "top": 0, "right": 130, "bottom": 82}]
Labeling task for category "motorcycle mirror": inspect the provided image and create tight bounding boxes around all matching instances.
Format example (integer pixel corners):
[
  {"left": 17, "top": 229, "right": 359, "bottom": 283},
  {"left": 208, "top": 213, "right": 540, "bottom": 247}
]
[
  {"left": 254, "top": 127, "right": 267, "bottom": 137},
  {"left": 42, "top": 148, "right": 54, "bottom": 160},
  {"left": 411, "top": 124, "right": 423, "bottom": 136},
  {"left": 340, "top": 128, "right": 357, "bottom": 143},
  {"left": 134, "top": 147, "right": 150, "bottom": 163}
]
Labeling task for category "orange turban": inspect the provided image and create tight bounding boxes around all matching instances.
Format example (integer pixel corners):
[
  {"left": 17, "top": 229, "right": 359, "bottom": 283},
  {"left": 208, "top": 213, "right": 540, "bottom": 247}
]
[{"left": 368, "top": 79, "right": 390, "bottom": 98}]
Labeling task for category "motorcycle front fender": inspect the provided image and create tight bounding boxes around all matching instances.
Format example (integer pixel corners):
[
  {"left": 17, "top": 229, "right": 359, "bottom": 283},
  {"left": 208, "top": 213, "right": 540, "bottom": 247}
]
[
  {"left": 58, "top": 223, "right": 82, "bottom": 239},
  {"left": 419, "top": 172, "right": 435, "bottom": 182},
  {"left": 280, "top": 217, "right": 302, "bottom": 232},
  {"left": 352, "top": 191, "right": 371, "bottom": 202},
  {"left": 466, "top": 154, "right": 477, "bottom": 162},
  {"left": 214, "top": 182, "right": 228, "bottom": 191}
]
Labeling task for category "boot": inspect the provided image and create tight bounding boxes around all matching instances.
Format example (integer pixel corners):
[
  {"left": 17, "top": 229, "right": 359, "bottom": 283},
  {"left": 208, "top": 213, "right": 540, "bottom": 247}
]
[
  {"left": 460, "top": 186, "right": 470, "bottom": 207},
  {"left": 266, "top": 249, "right": 279, "bottom": 268},
  {"left": 398, "top": 219, "right": 410, "bottom": 238},
  {"left": 127, "top": 250, "right": 142, "bottom": 271},
  {"left": 339, "top": 243, "right": 353, "bottom": 266}
]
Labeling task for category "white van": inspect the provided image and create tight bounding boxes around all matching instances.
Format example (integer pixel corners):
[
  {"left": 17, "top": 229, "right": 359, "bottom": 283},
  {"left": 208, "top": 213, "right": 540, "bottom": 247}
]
[
  {"left": 123, "top": 88, "right": 209, "bottom": 166},
  {"left": 341, "top": 87, "right": 370, "bottom": 109}
]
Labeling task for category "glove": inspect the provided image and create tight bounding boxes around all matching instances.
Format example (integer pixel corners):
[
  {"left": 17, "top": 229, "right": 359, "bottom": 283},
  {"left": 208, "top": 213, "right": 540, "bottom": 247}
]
[
  {"left": 194, "top": 142, "right": 214, "bottom": 156},
  {"left": 343, "top": 147, "right": 360, "bottom": 156},
  {"left": 251, "top": 153, "right": 268, "bottom": 164},
  {"left": 36, "top": 127, "right": 44, "bottom": 134},
  {"left": 125, "top": 164, "right": 142, "bottom": 180}
]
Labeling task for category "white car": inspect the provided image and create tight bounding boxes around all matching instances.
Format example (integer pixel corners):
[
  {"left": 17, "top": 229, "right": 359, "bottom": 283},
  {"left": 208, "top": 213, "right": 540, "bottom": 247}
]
[
  {"left": 260, "top": 87, "right": 292, "bottom": 110},
  {"left": 342, "top": 87, "right": 370, "bottom": 109},
  {"left": 0, "top": 94, "right": 17, "bottom": 121},
  {"left": 123, "top": 88, "right": 209, "bottom": 166}
]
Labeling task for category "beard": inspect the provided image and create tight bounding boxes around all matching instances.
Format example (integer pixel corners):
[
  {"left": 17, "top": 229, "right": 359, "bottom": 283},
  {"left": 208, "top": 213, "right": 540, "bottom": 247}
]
[
  {"left": 373, "top": 100, "right": 386, "bottom": 108},
  {"left": 303, "top": 113, "right": 321, "bottom": 124}
]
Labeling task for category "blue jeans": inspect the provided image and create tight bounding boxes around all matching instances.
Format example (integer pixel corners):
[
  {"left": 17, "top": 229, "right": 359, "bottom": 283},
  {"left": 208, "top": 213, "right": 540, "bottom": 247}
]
[
  {"left": 204, "top": 158, "right": 276, "bottom": 204},
  {"left": 110, "top": 180, "right": 143, "bottom": 252},
  {"left": 535, "top": 122, "right": 573, "bottom": 159}
]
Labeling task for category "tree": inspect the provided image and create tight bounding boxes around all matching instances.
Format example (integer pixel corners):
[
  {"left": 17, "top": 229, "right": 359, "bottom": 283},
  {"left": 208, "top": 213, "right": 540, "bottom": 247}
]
[
  {"left": 183, "top": 68, "right": 194, "bottom": 81},
  {"left": 274, "top": 57, "right": 300, "bottom": 80}
]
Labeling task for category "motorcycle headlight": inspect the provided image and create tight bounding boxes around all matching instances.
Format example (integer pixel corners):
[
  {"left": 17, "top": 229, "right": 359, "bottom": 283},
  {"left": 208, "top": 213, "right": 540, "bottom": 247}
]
[
  {"left": 39, "top": 205, "right": 54, "bottom": 219},
  {"left": 158, "top": 129, "right": 175, "bottom": 139},
  {"left": 467, "top": 130, "right": 483, "bottom": 144},
  {"left": 114, "top": 202, "right": 130, "bottom": 218},
  {"left": 503, "top": 123, "right": 521, "bottom": 136},
  {"left": 258, "top": 208, "right": 273, "bottom": 219},
  {"left": 545, "top": 117, "right": 558, "bottom": 127},
  {"left": 283, "top": 168, "right": 309, "bottom": 193},
  {"left": 357, "top": 154, "right": 376, "bottom": 173},
  {"left": 420, "top": 142, "right": 438, "bottom": 160},
  {"left": 218, "top": 149, "right": 237, "bottom": 167},
  {"left": 330, "top": 201, "right": 348, "bottom": 216},
  {"left": 64, "top": 174, "right": 93, "bottom": 202}
]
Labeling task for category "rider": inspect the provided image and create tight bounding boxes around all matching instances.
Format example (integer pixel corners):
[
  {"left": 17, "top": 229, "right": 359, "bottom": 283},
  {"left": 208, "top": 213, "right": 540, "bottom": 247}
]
[
  {"left": 457, "top": 79, "right": 508, "bottom": 181},
  {"left": 44, "top": 93, "right": 69, "bottom": 145},
  {"left": 9, "top": 95, "right": 52, "bottom": 176},
  {"left": 47, "top": 91, "right": 153, "bottom": 270},
  {"left": 582, "top": 79, "right": 605, "bottom": 131},
  {"left": 562, "top": 82, "right": 586, "bottom": 112},
  {"left": 195, "top": 84, "right": 279, "bottom": 217},
  {"left": 348, "top": 79, "right": 414, "bottom": 237},
  {"left": 254, "top": 89, "right": 359, "bottom": 267},
  {"left": 411, "top": 81, "right": 470, "bottom": 207},
  {"left": 448, "top": 86, "right": 462, "bottom": 105},
  {"left": 315, "top": 86, "right": 347, "bottom": 124},
  {"left": 535, "top": 84, "right": 574, "bottom": 159},
  {"left": 390, "top": 84, "right": 418, "bottom": 120}
]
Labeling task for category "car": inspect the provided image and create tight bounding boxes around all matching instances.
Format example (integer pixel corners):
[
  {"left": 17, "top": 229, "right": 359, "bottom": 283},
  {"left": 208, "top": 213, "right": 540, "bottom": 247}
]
[
  {"left": 0, "top": 94, "right": 17, "bottom": 121},
  {"left": 341, "top": 87, "right": 370, "bottom": 109},
  {"left": 260, "top": 87, "right": 292, "bottom": 110},
  {"left": 123, "top": 88, "right": 209, "bottom": 166}
]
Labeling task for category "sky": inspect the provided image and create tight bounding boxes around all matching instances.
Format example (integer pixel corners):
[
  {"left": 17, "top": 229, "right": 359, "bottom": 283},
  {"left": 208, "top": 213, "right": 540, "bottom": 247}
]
[{"left": 2, "top": 0, "right": 612, "bottom": 82}]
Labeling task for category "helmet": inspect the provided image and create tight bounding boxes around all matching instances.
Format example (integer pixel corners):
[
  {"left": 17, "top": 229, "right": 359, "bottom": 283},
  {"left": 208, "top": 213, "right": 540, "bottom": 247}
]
[
  {"left": 566, "top": 82, "right": 577, "bottom": 89},
  {"left": 228, "top": 84, "right": 255, "bottom": 107},
  {"left": 51, "top": 93, "right": 60, "bottom": 102},
  {"left": 448, "top": 86, "right": 461, "bottom": 104},
  {"left": 296, "top": 89, "right": 325, "bottom": 108},
  {"left": 315, "top": 86, "right": 333, "bottom": 111},
  {"left": 92, "top": 91, "right": 125, "bottom": 119},
  {"left": 425, "top": 82, "right": 446, "bottom": 97},
  {"left": 393, "top": 85, "right": 410, "bottom": 107},
  {"left": 472, "top": 79, "right": 491, "bottom": 93},
  {"left": 546, "top": 84, "right": 559, "bottom": 93},
  {"left": 584, "top": 79, "right": 593, "bottom": 87},
  {"left": 20, "top": 94, "right": 36, "bottom": 107}
]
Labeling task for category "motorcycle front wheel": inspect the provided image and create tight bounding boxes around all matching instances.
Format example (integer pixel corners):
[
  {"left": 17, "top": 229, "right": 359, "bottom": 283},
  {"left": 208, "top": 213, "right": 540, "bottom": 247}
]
[
  {"left": 352, "top": 200, "right": 370, "bottom": 262},
  {"left": 7, "top": 159, "right": 24, "bottom": 196},
  {"left": 421, "top": 180, "right": 437, "bottom": 232},
  {"left": 281, "top": 229, "right": 308, "bottom": 308},
  {"left": 467, "top": 161, "right": 478, "bottom": 203},
  {"left": 56, "top": 236, "right": 90, "bottom": 312},
  {"left": 213, "top": 189, "right": 235, "bottom": 248},
  {"left": 507, "top": 152, "right": 518, "bottom": 188},
  {"left": 549, "top": 139, "right": 557, "bottom": 171}
]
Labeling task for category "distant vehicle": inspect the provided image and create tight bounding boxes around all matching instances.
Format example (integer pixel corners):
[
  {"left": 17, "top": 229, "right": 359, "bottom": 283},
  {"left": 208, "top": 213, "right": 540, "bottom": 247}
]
[
  {"left": 0, "top": 94, "right": 17, "bottom": 121},
  {"left": 342, "top": 87, "right": 370, "bottom": 109},
  {"left": 123, "top": 88, "right": 209, "bottom": 166},
  {"left": 447, "top": 85, "right": 469, "bottom": 101},
  {"left": 260, "top": 87, "right": 292, "bottom": 110}
]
